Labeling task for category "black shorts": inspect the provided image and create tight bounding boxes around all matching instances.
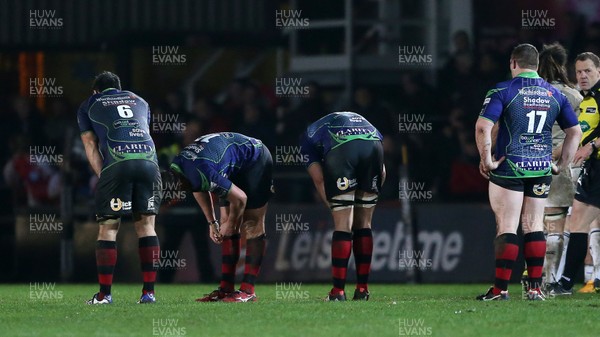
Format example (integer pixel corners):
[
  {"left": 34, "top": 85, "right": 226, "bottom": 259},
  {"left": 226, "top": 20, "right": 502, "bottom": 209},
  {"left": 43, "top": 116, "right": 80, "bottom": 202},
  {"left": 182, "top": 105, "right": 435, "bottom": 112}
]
[
  {"left": 96, "top": 160, "right": 162, "bottom": 217},
  {"left": 322, "top": 140, "right": 384, "bottom": 200},
  {"left": 221, "top": 146, "right": 274, "bottom": 210},
  {"left": 575, "top": 158, "right": 600, "bottom": 207},
  {"left": 489, "top": 175, "right": 552, "bottom": 198}
]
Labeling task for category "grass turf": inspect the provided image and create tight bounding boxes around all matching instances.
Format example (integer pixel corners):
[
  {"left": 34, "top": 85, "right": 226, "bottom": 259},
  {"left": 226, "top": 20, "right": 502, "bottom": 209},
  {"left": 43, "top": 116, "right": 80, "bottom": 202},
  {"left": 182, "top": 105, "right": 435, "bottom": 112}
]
[{"left": 0, "top": 283, "right": 598, "bottom": 337}]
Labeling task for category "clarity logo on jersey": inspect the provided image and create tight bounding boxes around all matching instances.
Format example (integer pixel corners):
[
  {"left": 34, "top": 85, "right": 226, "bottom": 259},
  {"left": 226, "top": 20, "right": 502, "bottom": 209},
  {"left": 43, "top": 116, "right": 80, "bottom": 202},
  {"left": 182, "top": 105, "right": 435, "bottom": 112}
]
[
  {"left": 399, "top": 181, "right": 433, "bottom": 202},
  {"left": 110, "top": 198, "right": 131, "bottom": 211},
  {"left": 398, "top": 114, "right": 432, "bottom": 133},
  {"left": 275, "top": 10, "right": 309, "bottom": 29},
  {"left": 522, "top": 9, "right": 555, "bottom": 29},
  {"left": 275, "top": 78, "right": 310, "bottom": 97},
  {"left": 29, "top": 78, "right": 63, "bottom": 97},
  {"left": 29, "top": 10, "right": 63, "bottom": 29},
  {"left": 29, "top": 213, "right": 63, "bottom": 234},
  {"left": 152, "top": 114, "right": 186, "bottom": 134},
  {"left": 152, "top": 46, "right": 186, "bottom": 65},
  {"left": 398, "top": 318, "right": 432, "bottom": 336},
  {"left": 29, "top": 146, "right": 63, "bottom": 166},
  {"left": 275, "top": 213, "right": 310, "bottom": 233},
  {"left": 398, "top": 46, "right": 433, "bottom": 67},
  {"left": 275, "top": 146, "right": 309, "bottom": 166}
]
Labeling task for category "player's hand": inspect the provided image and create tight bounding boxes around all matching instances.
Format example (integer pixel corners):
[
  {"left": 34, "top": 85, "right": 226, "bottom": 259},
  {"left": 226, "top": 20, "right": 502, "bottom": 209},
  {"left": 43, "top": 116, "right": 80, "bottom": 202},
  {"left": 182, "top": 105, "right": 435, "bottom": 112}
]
[
  {"left": 551, "top": 162, "right": 560, "bottom": 175},
  {"left": 218, "top": 221, "right": 235, "bottom": 238},
  {"left": 573, "top": 143, "right": 594, "bottom": 167},
  {"left": 479, "top": 156, "right": 505, "bottom": 179},
  {"left": 209, "top": 221, "right": 222, "bottom": 244}
]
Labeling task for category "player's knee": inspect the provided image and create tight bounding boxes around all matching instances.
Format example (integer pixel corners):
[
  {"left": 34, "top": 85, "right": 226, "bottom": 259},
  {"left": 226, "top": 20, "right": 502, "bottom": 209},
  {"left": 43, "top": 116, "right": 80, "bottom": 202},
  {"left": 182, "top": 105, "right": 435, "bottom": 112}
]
[
  {"left": 245, "top": 220, "right": 265, "bottom": 239},
  {"left": 329, "top": 193, "right": 355, "bottom": 211},
  {"left": 97, "top": 215, "right": 120, "bottom": 227},
  {"left": 355, "top": 194, "right": 378, "bottom": 209}
]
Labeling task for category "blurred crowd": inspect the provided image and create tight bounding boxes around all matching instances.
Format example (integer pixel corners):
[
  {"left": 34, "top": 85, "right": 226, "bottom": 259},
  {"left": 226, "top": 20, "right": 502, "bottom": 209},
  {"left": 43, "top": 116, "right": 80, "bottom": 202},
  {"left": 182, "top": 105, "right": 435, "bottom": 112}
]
[{"left": 4, "top": 10, "right": 600, "bottom": 211}]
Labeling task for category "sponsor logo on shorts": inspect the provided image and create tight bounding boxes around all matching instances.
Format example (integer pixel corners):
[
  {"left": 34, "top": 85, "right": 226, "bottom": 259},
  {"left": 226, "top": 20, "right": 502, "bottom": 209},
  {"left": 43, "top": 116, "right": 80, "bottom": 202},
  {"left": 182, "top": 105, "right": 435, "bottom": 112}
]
[
  {"left": 336, "top": 177, "right": 356, "bottom": 191},
  {"left": 532, "top": 183, "right": 550, "bottom": 196},
  {"left": 147, "top": 196, "right": 155, "bottom": 211},
  {"left": 110, "top": 198, "right": 131, "bottom": 211}
]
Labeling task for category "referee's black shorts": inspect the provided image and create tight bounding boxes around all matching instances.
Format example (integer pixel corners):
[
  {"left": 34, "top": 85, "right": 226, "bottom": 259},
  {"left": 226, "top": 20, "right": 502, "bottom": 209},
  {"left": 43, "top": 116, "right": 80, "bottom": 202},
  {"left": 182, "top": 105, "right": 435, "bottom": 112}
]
[{"left": 575, "top": 157, "right": 600, "bottom": 208}]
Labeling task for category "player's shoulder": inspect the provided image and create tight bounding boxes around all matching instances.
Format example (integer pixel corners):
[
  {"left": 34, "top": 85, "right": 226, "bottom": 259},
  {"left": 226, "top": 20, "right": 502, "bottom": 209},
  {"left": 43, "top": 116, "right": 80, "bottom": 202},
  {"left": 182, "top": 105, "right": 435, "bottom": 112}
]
[{"left": 485, "top": 80, "right": 512, "bottom": 98}]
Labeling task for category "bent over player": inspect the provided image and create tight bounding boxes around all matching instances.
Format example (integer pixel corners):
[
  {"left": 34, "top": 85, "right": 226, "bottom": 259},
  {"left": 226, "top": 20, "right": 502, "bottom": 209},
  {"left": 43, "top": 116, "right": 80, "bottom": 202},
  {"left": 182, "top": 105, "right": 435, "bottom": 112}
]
[
  {"left": 170, "top": 132, "right": 273, "bottom": 302},
  {"left": 475, "top": 44, "right": 581, "bottom": 301},
  {"left": 78, "top": 71, "right": 162, "bottom": 304},
  {"left": 300, "top": 111, "right": 385, "bottom": 301}
]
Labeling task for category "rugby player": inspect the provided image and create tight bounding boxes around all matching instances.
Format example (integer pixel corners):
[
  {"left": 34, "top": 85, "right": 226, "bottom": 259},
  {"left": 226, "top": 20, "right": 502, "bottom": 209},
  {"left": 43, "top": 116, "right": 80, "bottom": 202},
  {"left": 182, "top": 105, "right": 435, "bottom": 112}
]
[
  {"left": 552, "top": 52, "right": 600, "bottom": 295},
  {"left": 475, "top": 44, "right": 581, "bottom": 301},
  {"left": 78, "top": 71, "right": 162, "bottom": 304},
  {"left": 537, "top": 43, "right": 583, "bottom": 286},
  {"left": 300, "top": 112, "right": 385, "bottom": 301},
  {"left": 170, "top": 132, "right": 273, "bottom": 302}
]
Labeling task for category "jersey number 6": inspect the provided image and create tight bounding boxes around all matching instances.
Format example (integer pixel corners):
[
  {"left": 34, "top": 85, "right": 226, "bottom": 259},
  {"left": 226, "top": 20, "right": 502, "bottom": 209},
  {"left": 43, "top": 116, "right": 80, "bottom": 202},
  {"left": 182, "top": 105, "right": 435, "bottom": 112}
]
[{"left": 117, "top": 104, "right": 134, "bottom": 118}]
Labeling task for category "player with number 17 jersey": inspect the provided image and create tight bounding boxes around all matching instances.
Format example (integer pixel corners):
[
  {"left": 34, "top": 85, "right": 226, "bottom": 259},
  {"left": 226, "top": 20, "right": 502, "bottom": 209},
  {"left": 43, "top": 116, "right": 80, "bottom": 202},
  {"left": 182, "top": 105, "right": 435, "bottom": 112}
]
[{"left": 479, "top": 72, "right": 579, "bottom": 178}]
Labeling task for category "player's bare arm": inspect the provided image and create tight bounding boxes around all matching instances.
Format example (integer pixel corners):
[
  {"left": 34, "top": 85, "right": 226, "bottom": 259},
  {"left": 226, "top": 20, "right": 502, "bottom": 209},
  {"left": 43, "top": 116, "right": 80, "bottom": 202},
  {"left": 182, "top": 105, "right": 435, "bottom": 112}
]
[
  {"left": 306, "top": 162, "right": 328, "bottom": 205},
  {"left": 573, "top": 138, "right": 595, "bottom": 167},
  {"left": 80, "top": 131, "right": 103, "bottom": 177},
  {"left": 219, "top": 184, "right": 247, "bottom": 238},
  {"left": 557, "top": 125, "right": 583, "bottom": 171},
  {"left": 193, "top": 191, "right": 222, "bottom": 243},
  {"left": 475, "top": 118, "right": 505, "bottom": 179}
]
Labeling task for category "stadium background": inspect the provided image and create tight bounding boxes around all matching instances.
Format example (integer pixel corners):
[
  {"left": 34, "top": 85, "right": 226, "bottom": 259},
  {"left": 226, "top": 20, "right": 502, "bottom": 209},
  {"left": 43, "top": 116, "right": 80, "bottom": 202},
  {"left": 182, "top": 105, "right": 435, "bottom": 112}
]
[{"left": 0, "top": 0, "right": 597, "bottom": 286}]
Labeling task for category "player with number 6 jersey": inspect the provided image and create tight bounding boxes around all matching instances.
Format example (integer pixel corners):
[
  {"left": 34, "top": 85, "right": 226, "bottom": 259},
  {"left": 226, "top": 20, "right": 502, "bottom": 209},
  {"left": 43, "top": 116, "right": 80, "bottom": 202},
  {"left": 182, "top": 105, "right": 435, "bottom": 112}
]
[{"left": 77, "top": 71, "right": 162, "bottom": 305}]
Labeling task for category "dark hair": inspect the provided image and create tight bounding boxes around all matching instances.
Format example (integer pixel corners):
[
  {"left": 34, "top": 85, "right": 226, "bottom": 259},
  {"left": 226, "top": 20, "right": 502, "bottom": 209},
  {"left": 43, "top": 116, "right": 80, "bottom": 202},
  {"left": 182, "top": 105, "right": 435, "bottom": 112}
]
[
  {"left": 575, "top": 52, "right": 600, "bottom": 68},
  {"left": 539, "top": 42, "right": 574, "bottom": 88},
  {"left": 511, "top": 43, "right": 539, "bottom": 69},
  {"left": 92, "top": 71, "right": 121, "bottom": 91}
]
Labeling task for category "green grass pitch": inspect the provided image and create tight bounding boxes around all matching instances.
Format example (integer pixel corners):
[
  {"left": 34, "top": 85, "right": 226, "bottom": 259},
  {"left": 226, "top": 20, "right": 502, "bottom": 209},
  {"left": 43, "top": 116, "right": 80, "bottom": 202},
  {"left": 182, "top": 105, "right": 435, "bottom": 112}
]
[{"left": 0, "top": 283, "right": 598, "bottom": 337}]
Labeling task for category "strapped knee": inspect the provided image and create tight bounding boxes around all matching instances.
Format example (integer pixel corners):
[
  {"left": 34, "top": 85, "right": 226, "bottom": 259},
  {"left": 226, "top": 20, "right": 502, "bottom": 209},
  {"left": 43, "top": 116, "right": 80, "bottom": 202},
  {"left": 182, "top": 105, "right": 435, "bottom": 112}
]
[
  {"left": 329, "top": 194, "right": 355, "bottom": 211},
  {"left": 355, "top": 194, "right": 378, "bottom": 208},
  {"left": 96, "top": 214, "right": 120, "bottom": 225},
  {"left": 545, "top": 211, "right": 567, "bottom": 222}
]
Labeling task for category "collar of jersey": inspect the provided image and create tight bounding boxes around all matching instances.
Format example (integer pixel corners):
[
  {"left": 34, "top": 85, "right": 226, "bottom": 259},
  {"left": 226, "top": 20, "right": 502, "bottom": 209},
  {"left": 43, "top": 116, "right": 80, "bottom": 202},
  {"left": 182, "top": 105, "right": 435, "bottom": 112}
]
[
  {"left": 581, "top": 80, "right": 600, "bottom": 97},
  {"left": 101, "top": 88, "right": 119, "bottom": 93},
  {"left": 516, "top": 71, "right": 540, "bottom": 78}
]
